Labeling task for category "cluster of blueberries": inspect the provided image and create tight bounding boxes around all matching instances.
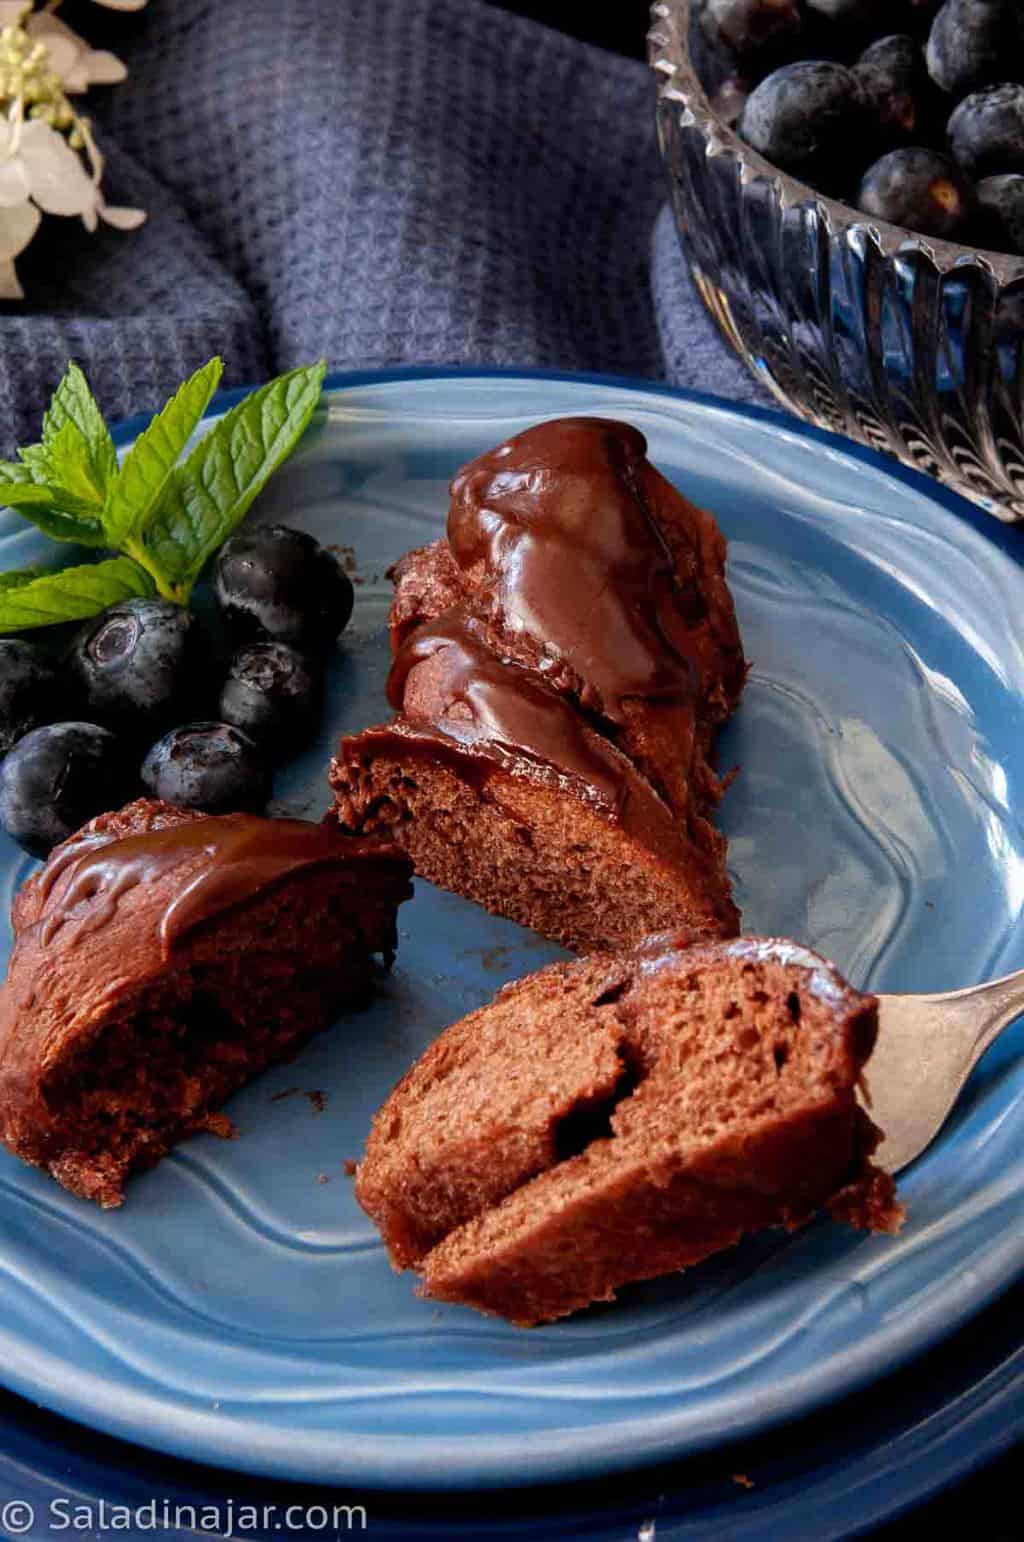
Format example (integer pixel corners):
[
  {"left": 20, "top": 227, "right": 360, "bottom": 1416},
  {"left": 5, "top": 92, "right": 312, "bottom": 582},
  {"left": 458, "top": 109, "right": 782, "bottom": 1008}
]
[
  {"left": 0, "top": 526, "right": 354, "bottom": 857},
  {"left": 698, "top": 0, "right": 1024, "bottom": 251}
]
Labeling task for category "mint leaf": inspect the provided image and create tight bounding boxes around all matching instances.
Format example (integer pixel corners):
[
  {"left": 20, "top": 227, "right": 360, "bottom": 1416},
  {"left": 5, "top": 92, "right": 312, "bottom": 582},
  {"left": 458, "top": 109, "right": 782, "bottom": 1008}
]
[
  {"left": 0, "top": 557, "right": 153, "bottom": 631},
  {"left": 43, "top": 362, "right": 118, "bottom": 493},
  {"left": 0, "top": 568, "right": 45, "bottom": 592},
  {"left": 140, "top": 360, "right": 326, "bottom": 595},
  {"left": 104, "top": 356, "right": 223, "bottom": 547},
  {"left": 0, "top": 475, "right": 106, "bottom": 547},
  {"left": 0, "top": 462, "right": 43, "bottom": 489},
  {"left": 16, "top": 444, "right": 53, "bottom": 485},
  {"left": 45, "top": 420, "right": 105, "bottom": 509}
]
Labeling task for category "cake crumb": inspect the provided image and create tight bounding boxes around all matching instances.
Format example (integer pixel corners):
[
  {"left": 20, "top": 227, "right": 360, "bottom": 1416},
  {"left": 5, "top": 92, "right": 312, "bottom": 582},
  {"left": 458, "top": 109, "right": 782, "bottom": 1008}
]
[
  {"left": 638, "top": 1522, "right": 656, "bottom": 1541},
  {"left": 317, "top": 1172, "right": 330, "bottom": 1185},
  {"left": 343, "top": 1160, "right": 358, "bottom": 1177},
  {"left": 271, "top": 1086, "right": 327, "bottom": 1114},
  {"left": 732, "top": 1474, "right": 754, "bottom": 1490},
  {"left": 326, "top": 544, "right": 359, "bottom": 575},
  {"left": 199, "top": 1112, "right": 236, "bottom": 1141}
]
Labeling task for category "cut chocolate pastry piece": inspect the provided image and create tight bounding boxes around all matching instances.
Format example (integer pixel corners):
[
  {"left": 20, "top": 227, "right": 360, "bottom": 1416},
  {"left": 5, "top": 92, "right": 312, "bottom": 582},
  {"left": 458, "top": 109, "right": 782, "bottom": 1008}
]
[
  {"left": 0, "top": 798, "right": 412, "bottom": 1207},
  {"left": 331, "top": 416, "right": 746, "bottom": 955},
  {"left": 357, "top": 934, "right": 902, "bottom": 1326}
]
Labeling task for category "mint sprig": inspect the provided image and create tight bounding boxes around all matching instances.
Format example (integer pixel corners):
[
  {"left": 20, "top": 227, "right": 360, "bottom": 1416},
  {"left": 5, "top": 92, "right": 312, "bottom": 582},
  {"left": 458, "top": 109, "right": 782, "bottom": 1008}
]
[
  {"left": 0, "top": 357, "right": 327, "bottom": 630},
  {"left": 0, "top": 558, "right": 154, "bottom": 630},
  {"left": 140, "top": 363, "right": 327, "bottom": 602}
]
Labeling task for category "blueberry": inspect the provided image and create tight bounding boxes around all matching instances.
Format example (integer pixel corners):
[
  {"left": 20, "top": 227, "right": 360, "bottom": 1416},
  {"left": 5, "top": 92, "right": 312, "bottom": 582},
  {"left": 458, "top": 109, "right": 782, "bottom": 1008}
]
[
  {"left": 213, "top": 525, "right": 354, "bottom": 653},
  {"left": 925, "top": 1, "right": 1023, "bottom": 99},
  {"left": 805, "top": 0, "right": 886, "bottom": 24},
  {"left": 0, "top": 722, "right": 127, "bottom": 857},
  {"left": 854, "top": 37, "right": 935, "bottom": 144},
  {"left": 70, "top": 598, "right": 199, "bottom": 740},
  {"left": 141, "top": 722, "right": 269, "bottom": 813},
  {"left": 218, "top": 642, "right": 321, "bottom": 754},
  {"left": 948, "top": 85, "right": 1024, "bottom": 180},
  {"left": 857, "top": 147, "right": 972, "bottom": 237},
  {"left": 698, "top": 0, "right": 802, "bottom": 60},
  {"left": 976, "top": 173, "right": 1024, "bottom": 253},
  {"left": 0, "top": 640, "right": 64, "bottom": 758},
  {"left": 739, "top": 61, "right": 868, "bottom": 192}
]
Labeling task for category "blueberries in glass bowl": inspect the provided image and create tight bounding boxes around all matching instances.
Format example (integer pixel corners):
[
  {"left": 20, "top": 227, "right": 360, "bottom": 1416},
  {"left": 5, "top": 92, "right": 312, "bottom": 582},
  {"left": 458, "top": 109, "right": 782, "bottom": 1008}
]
[
  {"left": 853, "top": 35, "right": 936, "bottom": 144},
  {"left": 858, "top": 147, "right": 972, "bottom": 238},
  {"left": 925, "top": 0, "right": 1022, "bottom": 99},
  {"left": 739, "top": 60, "right": 868, "bottom": 193},
  {"left": 976, "top": 174, "right": 1024, "bottom": 254},
  {"left": 699, "top": 0, "right": 1024, "bottom": 254},
  {"left": 947, "top": 85, "right": 1024, "bottom": 180},
  {"left": 697, "top": 0, "right": 803, "bottom": 61}
]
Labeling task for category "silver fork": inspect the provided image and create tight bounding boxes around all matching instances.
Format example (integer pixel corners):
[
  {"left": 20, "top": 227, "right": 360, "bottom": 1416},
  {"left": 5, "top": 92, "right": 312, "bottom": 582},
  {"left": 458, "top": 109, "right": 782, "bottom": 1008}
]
[{"left": 865, "top": 970, "right": 1024, "bottom": 1173}]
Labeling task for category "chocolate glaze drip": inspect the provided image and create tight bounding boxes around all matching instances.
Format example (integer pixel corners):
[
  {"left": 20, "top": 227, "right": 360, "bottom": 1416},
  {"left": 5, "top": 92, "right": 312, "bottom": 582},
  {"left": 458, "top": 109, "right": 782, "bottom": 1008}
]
[
  {"left": 35, "top": 815, "right": 400, "bottom": 956},
  {"left": 447, "top": 417, "right": 701, "bottom": 722},
  {"left": 385, "top": 610, "right": 628, "bottom": 811}
]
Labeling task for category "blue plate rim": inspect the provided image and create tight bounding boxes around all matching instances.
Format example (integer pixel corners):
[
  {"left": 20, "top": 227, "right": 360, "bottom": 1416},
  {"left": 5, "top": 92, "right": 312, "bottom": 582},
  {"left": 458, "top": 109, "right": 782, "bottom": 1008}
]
[
  {"left": 2, "top": 364, "right": 1021, "bottom": 1491},
  {"left": 113, "top": 362, "right": 1021, "bottom": 560},
  {"left": 0, "top": 1306, "right": 1019, "bottom": 1536}
]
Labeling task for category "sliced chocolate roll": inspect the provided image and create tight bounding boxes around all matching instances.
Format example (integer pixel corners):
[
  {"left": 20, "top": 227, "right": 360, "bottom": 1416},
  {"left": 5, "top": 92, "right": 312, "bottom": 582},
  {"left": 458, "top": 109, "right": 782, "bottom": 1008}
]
[
  {"left": 331, "top": 417, "right": 746, "bottom": 954},
  {"left": 357, "top": 935, "right": 902, "bottom": 1326},
  {"left": 0, "top": 798, "right": 412, "bottom": 1207}
]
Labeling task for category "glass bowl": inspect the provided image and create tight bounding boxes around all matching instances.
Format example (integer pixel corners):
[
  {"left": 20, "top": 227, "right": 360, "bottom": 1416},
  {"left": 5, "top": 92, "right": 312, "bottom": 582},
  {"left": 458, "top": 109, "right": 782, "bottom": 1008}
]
[{"left": 648, "top": 0, "right": 1024, "bottom": 523}]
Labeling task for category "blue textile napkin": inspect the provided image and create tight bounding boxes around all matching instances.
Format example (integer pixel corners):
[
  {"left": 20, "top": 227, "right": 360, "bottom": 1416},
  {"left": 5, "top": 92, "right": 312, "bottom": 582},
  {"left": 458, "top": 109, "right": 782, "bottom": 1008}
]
[{"left": 0, "top": 0, "right": 765, "bottom": 452}]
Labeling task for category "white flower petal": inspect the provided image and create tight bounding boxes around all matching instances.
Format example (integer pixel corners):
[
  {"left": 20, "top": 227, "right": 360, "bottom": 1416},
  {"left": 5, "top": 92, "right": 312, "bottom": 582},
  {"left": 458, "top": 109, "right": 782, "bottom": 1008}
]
[
  {"left": 62, "top": 66, "right": 92, "bottom": 95},
  {"left": 0, "top": 199, "right": 40, "bottom": 261},
  {"left": 89, "top": 0, "right": 148, "bottom": 10},
  {"left": 30, "top": 31, "right": 81, "bottom": 85},
  {"left": 26, "top": 13, "right": 81, "bottom": 45},
  {"left": 0, "top": 3, "right": 30, "bottom": 26},
  {"left": 81, "top": 205, "right": 98, "bottom": 233},
  {"left": 0, "top": 155, "right": 29, "bottom": 208},
  {"left": 98, "top": 202, "right": 146, "bottom": 230},
  {"left": 18, "top": 120, "right": 96, "bottom": 217},
  {"left": 86, "top": 50, "right": 128, "bottom": 85},
  {"left": 0, "top": 258, "right": 24, "bottom": 301}
]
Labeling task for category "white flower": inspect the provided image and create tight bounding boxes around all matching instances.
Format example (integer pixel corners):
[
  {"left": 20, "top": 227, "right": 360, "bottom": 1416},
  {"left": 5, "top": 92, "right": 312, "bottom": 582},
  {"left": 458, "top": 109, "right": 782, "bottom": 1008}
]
[
  {"left": 0, "top": 117, "right": 144, "bottom": 235},
  {"left": 25, "top": 14, "right": 128, "bottom": 95},
  {"left": 0, "top": 3, "right": 147, "bottom": 295},
  {"left": 0, "top": 197, "right": 39, "bottom": 297}
]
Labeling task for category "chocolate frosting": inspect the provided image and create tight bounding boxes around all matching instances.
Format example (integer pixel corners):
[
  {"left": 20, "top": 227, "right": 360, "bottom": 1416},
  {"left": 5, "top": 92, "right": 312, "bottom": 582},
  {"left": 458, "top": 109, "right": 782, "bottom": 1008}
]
[
  {"left": 385, "top": 609, "right": 627, "bottom": 811},
  {"left": 34, "top": 814, "right": 401, "bottom": 957},
  {"left": 447, "top": 417, "right": 701, "bottom": 722}
]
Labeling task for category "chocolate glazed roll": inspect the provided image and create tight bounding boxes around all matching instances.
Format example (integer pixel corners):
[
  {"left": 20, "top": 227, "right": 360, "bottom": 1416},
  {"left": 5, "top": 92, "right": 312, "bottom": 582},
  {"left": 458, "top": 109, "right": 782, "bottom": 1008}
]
[
  {"left": 331, "top": 417, "right": 746, "bottom": 954},
  {"left": 0, "top": 798, "right": 412, "bottom": 1207}
]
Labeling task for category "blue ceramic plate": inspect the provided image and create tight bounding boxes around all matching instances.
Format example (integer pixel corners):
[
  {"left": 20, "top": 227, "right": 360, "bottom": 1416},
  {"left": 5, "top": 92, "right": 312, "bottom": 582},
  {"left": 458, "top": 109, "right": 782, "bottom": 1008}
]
[{"left": 0, "top": 368, "right": 1021, "bottom": 1491}]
